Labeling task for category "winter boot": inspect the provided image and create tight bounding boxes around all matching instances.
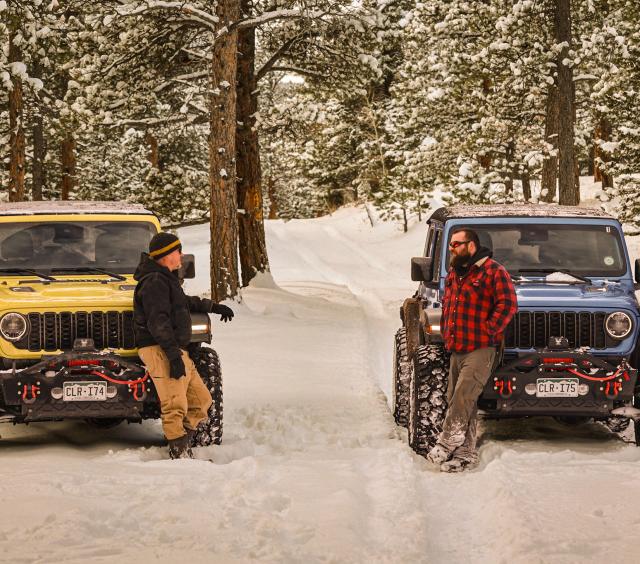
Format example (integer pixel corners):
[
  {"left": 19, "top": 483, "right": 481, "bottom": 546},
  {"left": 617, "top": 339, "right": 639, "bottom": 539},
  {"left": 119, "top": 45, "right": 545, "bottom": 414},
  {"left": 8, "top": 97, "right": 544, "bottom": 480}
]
[
  {"left": 168, "top": 434, "right": 193, "bottom": 460},
  {"left": 426, "top": 443, "right": 453, "bottom": 465},
  {"left": 440, "top": 453, "right": 479, "bottom": 473}
]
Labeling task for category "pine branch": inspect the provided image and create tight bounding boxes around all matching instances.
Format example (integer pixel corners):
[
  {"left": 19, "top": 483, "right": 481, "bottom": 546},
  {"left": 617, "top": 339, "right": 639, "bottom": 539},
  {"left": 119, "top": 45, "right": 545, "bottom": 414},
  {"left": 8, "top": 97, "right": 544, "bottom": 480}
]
[{"left": 115, "top": 1, "right": 219, "bottom": 31}]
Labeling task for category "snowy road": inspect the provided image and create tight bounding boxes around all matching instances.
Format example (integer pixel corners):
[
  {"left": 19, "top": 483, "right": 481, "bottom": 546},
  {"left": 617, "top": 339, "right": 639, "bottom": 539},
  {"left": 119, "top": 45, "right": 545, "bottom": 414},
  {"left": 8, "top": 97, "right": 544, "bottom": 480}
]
[{"left": 2, "top": 207, "right": 640, "bottom": 563}]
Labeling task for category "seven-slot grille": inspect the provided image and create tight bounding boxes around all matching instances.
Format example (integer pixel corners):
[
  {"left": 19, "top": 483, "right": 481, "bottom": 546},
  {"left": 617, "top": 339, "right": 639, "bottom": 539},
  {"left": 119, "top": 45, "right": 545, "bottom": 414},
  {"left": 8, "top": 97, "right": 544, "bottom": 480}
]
[
  {"left": 18, "top": 311, "right": 136, "bottom": 351},
  {"left": 504, "top": 311, "right": 608, "bottom": 350}
]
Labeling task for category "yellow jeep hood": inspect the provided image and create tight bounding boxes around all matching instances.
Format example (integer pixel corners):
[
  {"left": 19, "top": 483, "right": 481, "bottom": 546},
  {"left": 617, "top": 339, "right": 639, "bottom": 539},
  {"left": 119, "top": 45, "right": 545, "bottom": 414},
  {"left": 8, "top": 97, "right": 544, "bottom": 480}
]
[{"left": 0, "top": 276, "right": 136, "bottom": 310}]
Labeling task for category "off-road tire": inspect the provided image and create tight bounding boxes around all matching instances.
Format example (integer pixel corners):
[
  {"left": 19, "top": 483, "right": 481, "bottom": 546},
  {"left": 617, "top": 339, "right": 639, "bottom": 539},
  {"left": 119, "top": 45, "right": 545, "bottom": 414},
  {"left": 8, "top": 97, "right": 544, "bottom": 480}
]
[
  {"left": 408, "top": 344, "right": 450, "bottom": 455},
  {"left": 392, "top": 328, "right": 412, "bottom": 427},
  {"left": 190, "top": 345, "right": 223, "bottom": 447}
]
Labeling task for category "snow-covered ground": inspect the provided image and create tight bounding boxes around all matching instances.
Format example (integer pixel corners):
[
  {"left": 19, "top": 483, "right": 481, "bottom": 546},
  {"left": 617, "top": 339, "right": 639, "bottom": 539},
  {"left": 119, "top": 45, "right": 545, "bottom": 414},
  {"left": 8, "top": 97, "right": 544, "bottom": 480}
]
[{"left": 2, "top": 202, "right": 640, "bottom": 563}]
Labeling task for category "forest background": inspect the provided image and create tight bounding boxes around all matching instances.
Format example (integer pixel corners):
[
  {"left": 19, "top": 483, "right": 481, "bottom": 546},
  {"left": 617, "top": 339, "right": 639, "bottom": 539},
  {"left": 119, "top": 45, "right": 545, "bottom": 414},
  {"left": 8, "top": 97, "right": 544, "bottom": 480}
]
[{"left": 2, "top": 0, "right": 640, "bottom": 300}]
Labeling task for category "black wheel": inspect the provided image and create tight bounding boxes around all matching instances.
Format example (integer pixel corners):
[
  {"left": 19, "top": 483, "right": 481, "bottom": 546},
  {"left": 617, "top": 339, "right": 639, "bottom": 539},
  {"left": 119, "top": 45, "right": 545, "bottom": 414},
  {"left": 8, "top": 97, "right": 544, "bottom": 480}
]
[
  {"left": 635, "top": 419, "right": 640, "bottom": 447},
  {"left": 189, "top": 344, "right": 223, "bottom": 446},
  {"left": 85, "top": 418, "right": 123, "bottom": 429},
  {"left": 392, "top": 328, "right": 412, "bottom": 427},
  {"left": 408, "top": 344, "right": 449, "bottom": 455}
]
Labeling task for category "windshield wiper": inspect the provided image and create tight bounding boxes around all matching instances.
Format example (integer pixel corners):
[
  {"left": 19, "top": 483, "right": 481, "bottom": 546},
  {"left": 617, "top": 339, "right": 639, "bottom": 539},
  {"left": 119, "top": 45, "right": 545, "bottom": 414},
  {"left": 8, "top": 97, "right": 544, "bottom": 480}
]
[
  {"left": 0, "top": 268, "right": 57, "bottom": 281},
  {"left": 517, "top": 268, "right": 592, "bottom": 285},
  {"left": 52, "top": 267, "right": 127, "bottom": 281}
]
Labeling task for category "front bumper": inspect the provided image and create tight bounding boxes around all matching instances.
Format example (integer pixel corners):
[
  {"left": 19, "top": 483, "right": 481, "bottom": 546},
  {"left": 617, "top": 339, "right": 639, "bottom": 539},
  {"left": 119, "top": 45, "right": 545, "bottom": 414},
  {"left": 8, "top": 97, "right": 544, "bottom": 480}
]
[
  {"left": 0, "top": 350, "right": 160, "bottom": 423},
  {"left": 479, "top": 351, "right": 638, "bottom": 418}
]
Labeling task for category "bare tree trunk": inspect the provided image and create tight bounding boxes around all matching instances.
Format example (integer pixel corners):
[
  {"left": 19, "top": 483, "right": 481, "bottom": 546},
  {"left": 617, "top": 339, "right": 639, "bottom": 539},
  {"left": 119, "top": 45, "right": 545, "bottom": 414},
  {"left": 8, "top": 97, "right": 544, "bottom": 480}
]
[
  {"left": 32, "top": 113, "right": 46, "bottom": 201},
  {"left": 522, "top": 168, "right": 532, "bottom": 201},
  {"left": 504, "top": 140, "right": 515, "bottom": 195},
  {"left": 145, "top": 131, "right": 160, "bottom": 169},
  {"left": 555, "top": 0, "right": 579, "bottom": 205},
  {"left": 8, "top": 39, "right": 26, "bottom": 202},
  {"left": 32, "top": 63, "right": 46, "bottom": 201},
  {"left": 594, "top": 117, "right": 613, "bottom": 188},
  {"left": 236, "top": 0, "right": 269, "bottom": 287},
  {"left": 60, "top": 133, "right": 76, "bottom": 200},
  {"left": 209, "top": 0, "right": 241, "bottom": 301},
  {"left": 541, "top": 87, "right": 559, "bottom": 202},
  {"left": 267, "top": 174, "right": 278, "bottom": 219}
]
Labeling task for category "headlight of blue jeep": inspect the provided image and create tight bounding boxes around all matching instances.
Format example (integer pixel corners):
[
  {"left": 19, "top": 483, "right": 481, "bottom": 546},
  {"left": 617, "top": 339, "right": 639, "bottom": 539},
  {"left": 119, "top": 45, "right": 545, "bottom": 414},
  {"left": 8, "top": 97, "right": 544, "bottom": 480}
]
[
  {"left": 605, "top": 312, "right": 632, "bottom": 339},
  {"left": 0, "top": 313, "right": 28, "bottom": 341}
]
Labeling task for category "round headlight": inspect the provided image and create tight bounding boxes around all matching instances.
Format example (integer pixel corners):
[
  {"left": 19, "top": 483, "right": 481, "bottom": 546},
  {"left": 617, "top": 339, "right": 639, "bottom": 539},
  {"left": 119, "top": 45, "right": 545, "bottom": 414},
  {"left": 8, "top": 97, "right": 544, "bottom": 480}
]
[
  {"left": 0, "top": 313, "right": 28, "bottom": 341},
  {"left": 605, "top": 311, "right": 632, "bottom": 339}
]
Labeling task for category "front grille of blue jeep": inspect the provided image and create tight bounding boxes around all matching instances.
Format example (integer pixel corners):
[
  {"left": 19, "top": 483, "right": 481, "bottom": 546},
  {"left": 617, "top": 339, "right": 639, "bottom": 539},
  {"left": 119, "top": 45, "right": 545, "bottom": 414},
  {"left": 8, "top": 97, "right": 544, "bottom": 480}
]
[
  {"left": 504, "top": 311, "right": 608, "bottom": 350},
  {"left": 13, "top": 311, "right": 136, "bottom": 352}
]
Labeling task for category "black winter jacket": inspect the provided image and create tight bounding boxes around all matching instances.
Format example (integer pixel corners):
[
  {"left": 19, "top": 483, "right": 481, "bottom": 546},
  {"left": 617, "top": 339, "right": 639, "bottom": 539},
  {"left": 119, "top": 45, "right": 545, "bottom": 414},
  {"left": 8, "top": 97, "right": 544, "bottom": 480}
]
[{"left": 133, "top": 253, "right": 212, "bottom": 361}]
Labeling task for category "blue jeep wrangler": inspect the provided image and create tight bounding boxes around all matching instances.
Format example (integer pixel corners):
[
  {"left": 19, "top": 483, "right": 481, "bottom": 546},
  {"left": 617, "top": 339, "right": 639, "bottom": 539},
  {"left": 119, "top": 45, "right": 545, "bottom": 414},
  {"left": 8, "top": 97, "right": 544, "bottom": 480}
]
[{"left": 393, "top": 204, "right": 640, "bottom": 454}]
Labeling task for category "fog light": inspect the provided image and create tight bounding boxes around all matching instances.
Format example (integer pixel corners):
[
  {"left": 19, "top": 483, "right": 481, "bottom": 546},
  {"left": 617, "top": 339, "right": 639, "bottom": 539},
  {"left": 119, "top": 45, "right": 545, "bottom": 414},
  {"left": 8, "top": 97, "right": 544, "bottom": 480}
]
[
  {"left": 525, "top": 383, "right": 536, "bottom": 395},
  {"left": 45, "top": 370, "right": 56, "bottom": 378},
  {"left": 51, "top": 387, "right": 63, "bottom": 400},
  {"left": 578, "top": 384, "right": 589, "bottom": 396},
  {"left": 106, "top": 385, "right": 117, "bottom": 399}
]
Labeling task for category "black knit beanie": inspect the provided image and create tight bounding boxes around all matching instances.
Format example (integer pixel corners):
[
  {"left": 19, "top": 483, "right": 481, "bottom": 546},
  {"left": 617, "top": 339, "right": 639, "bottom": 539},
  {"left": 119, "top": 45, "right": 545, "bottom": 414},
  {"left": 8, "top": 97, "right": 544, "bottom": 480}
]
[{"left": 149, "top": 232, "right": 182, "bottom": 260}]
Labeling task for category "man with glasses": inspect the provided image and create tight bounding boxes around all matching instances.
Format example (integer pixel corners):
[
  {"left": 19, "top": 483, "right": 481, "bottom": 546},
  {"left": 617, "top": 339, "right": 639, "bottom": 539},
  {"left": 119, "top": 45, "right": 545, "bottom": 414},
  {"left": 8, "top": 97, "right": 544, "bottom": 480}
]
[{"left": 426, "top": 227, "right": 517, "bottom": 472}]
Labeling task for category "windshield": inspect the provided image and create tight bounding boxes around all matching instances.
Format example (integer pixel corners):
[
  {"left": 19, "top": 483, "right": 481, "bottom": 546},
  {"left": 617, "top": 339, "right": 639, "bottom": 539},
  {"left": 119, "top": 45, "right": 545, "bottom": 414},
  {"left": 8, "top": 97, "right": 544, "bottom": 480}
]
[
  {"left": 0, "top": 221, "right": 157, "bottom": 275},
  {"left": 446, "top": 223, "right": 626, "bottom": 277}
]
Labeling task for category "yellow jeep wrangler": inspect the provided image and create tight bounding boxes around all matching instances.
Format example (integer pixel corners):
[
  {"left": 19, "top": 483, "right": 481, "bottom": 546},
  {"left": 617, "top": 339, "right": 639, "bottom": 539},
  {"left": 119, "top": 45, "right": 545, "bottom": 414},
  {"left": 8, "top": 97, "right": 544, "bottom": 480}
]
[{"left": 0, "top": 201, "right": 222, "bottom": 445}]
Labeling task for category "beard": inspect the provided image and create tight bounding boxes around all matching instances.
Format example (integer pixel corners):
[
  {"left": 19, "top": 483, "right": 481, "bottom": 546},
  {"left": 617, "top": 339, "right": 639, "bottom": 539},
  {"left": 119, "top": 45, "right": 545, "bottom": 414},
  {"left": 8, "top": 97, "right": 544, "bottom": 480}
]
[{"left": 450, "top": 250, "right": 472, "bottom": 269}]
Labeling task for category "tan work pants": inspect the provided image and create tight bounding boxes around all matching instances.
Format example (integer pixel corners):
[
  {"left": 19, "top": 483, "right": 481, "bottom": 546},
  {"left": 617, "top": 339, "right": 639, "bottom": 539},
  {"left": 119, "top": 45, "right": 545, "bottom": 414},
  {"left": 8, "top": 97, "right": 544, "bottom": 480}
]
[
  {"left": 138, "top": 345, "right": 212, "bottom": 440},
  {"left": 438, "top": 347, "right": 496, "bottom": 460}
]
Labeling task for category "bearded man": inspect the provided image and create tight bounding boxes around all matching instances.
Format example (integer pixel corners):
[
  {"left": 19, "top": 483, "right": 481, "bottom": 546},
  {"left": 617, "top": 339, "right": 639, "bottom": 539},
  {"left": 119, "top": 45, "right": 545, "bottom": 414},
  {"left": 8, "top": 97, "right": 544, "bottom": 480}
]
[{"left": 427, "top": 227, "right": 517, "bottom": 472}]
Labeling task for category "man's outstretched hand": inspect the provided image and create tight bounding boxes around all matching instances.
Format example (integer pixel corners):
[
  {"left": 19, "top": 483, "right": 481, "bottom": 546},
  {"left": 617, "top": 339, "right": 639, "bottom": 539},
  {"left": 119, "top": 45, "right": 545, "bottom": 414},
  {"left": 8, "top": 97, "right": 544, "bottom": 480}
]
[{"left": 211, "top": 303, "right": 234, "bottom": 322}]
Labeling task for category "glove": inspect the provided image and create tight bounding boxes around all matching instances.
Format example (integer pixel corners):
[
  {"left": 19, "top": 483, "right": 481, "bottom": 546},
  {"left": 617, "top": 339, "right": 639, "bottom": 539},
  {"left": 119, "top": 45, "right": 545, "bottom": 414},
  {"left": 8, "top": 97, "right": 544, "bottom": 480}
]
[
  {"left": 211, "top": 303, "right": 234, "bottom": 322},
  {"left": 169, "top": 356, "right": 186, "bottom": 379}
]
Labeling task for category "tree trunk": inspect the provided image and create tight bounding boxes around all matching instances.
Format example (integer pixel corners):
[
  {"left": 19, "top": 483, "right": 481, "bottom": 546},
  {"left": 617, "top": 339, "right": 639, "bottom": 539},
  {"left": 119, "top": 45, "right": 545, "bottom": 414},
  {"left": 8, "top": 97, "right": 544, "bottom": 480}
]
[
  {"left": 236, "top": 0, "right": 269, "bottom": 287},
  {"left": 8, "top": 38, "right": 26, "bottom": 202},
  {"left": 594, "top": 117, "right": 613, "bottom": 188},
  {"left": 32, "top": 113, "right": 46, "bottom": 201},
  {"left": 32, "top": 63, "right": 46, "bottom": 201},
  {"left": 504, "top": 140, "right": 515, "bottom": 195},
  {"left": 209, "top": 0, "right": 241, "bottom": 301},
  {"left": 555, "top": 0, "right": 579, "bottom": 205},
  {"left": 267, "top": 174, "right": 278, "bottom": 219},
  {"left": 540, "top": 84, "right": 559, "bottom": 202},
  {"left": 522, "top": 169, "right": 532, "bottom": 202},
  {"left": 60, "top": 133, "right": 76, "bottom": 200},
  {"left": 145, "top": 131, "right": 160, "bottom": 169}
]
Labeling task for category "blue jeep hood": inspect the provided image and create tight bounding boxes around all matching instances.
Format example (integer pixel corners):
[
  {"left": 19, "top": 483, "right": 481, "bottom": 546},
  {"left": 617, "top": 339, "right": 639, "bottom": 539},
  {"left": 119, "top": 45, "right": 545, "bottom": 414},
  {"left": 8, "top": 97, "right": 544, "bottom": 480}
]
[{"left": 515, "top": 281, "right": 639, "bottom": 313}]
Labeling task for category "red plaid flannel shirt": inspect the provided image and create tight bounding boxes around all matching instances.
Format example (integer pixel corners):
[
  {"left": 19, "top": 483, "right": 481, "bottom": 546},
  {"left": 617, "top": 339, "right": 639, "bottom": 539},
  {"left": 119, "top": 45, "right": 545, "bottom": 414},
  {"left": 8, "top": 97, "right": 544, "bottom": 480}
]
[{"left": 441, "top": 257, "right": 518, "bottom": 353}]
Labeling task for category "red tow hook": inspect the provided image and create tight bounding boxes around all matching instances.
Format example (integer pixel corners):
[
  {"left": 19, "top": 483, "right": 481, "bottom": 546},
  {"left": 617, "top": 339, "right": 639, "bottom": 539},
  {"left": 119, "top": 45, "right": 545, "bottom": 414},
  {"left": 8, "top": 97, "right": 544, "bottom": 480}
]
[
  {"left": 495, "top": 378, "right": 514, "bottom": 398},
  {"left": 22, "top": 384, "right": 40, "bottom": 404},
  {"left": 129, "top": 381, "right": 146, "bottom": 401},
  {"left": 604, "top": 381, "right": 623, "bottom": 399}
]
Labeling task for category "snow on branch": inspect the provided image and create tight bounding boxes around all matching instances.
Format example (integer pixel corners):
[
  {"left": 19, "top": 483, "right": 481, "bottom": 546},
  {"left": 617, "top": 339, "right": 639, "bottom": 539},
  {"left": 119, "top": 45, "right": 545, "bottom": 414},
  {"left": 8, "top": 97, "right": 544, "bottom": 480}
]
[
  {"left": 116, "top": 1, "right": 219, "bottom": 31},
  {"left": 234, "top": 9, "right": 325, "bottom": 30}
]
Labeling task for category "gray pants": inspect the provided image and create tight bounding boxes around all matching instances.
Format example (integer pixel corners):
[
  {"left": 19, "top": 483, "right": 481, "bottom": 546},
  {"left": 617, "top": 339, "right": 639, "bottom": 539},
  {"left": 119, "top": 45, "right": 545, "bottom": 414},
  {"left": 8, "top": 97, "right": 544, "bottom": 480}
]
[{"left": 438, "top": 347, "right": 496, "bottom": 461}]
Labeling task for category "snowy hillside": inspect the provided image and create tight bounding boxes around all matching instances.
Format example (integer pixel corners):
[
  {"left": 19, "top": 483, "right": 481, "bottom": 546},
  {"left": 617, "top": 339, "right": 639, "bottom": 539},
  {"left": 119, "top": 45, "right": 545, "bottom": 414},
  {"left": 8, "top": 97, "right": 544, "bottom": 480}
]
[{"left": 1, "top": 206, "right": 640, "bottom": 563}]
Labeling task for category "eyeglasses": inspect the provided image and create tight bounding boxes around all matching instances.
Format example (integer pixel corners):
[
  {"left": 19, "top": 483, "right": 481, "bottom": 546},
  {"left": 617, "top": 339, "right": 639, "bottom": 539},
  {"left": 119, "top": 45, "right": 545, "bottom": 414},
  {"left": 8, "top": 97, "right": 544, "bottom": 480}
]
[{"left": 449, "top": 240, "right": 471, "bottom": 249}]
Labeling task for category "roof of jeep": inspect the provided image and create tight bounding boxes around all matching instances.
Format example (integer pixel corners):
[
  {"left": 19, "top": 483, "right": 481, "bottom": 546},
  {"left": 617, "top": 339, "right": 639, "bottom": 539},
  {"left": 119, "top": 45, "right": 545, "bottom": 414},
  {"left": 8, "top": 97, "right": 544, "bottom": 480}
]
[
  {"left": 429, "top": 204, "right": 615, "bottom": 222},
  {"left": 0, "top": 201, "right": 155, "bottom": 216}
]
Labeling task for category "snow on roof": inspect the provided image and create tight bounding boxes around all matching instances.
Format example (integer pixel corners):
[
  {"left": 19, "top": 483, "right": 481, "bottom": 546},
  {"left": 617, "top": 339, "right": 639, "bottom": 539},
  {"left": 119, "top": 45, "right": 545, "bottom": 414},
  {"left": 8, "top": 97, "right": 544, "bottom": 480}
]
[
  {"left": 0, "top": 201, "right": 156, "bottom": 216},
  {"left": 429, "top": 204, "right": 615, "bottom": 223}
]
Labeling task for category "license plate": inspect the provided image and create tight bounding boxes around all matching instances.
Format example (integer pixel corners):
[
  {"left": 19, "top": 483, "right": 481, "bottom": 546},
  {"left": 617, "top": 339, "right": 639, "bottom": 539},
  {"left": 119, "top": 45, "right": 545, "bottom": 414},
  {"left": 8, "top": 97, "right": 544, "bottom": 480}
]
[
  {"left": 536, "top": 378, "right": 579, "bottom": 398},
  {"left": 63, "top": 381, "right": 107, "bottom": 402}
]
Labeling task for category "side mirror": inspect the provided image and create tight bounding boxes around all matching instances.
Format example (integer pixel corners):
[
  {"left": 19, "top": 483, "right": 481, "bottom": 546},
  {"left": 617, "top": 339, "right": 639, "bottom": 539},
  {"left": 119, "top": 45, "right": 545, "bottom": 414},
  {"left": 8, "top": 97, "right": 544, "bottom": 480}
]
[
  {"left": 179, "top": 254, "right": 196, "bottom": 280},
  {"left": 411, "top": 256, "right": 433, "bottom": 282},
  {"left": 635, "top": 258, "right": 640, "bottom": 284}
]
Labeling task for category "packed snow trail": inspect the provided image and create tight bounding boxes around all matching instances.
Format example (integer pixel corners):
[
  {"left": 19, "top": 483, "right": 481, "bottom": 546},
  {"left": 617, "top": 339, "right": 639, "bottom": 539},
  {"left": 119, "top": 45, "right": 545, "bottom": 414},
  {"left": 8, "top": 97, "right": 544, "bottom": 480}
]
[{"left": 2, "top": 206, "right": 640, "bottom": 563}]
